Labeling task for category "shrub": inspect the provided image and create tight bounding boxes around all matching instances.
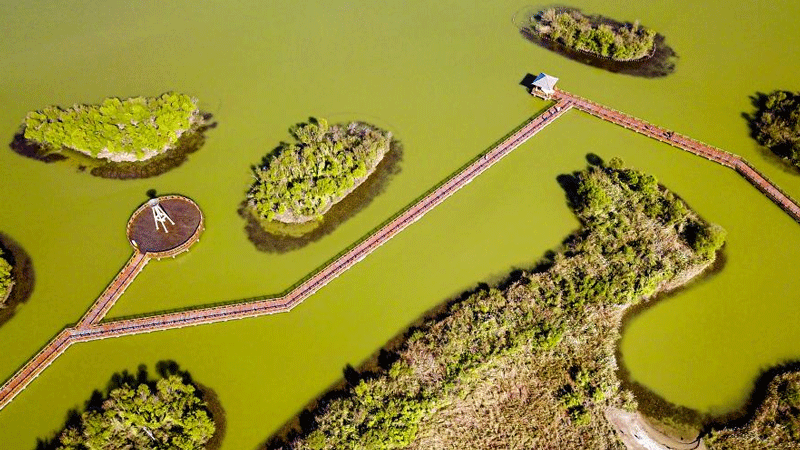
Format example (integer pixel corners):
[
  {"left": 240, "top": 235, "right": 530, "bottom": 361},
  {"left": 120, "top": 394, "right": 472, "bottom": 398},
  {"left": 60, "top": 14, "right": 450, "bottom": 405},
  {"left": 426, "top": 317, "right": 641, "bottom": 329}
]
[
  {"left": 531, "top": 8, "right": 656, "bottom": 61},
  {"left": 247, "top": 118, "right": 392, "bottom": 223}
]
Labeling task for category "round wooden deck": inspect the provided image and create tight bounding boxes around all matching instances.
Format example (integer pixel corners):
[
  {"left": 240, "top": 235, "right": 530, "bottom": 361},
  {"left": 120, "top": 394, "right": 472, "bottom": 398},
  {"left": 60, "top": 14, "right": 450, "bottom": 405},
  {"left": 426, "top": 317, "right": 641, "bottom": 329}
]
[{"left": 126, "top": 195, "right": 204, "bottom": 258}]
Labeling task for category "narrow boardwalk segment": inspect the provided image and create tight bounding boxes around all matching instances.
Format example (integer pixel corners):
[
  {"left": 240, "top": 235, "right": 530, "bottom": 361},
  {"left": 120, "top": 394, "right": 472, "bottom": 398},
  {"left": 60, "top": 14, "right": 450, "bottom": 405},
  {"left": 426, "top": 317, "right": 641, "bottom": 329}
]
[
  {"left": 0, "top": 331, "right": 74, "bottom": 410},
  {"left": 0, "top": 100, "right": 571, "bottom": 412},
  {"left": 533, "top": 89, "right": 800, "bottom": 221},
  {"left": 75, "top": 252, "right": 149, "bottom": 329}
]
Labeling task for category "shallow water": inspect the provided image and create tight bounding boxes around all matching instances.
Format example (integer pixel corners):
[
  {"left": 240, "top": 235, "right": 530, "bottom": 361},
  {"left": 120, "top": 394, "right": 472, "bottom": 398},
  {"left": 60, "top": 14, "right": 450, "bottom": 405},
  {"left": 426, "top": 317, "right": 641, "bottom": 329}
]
[{"left": 0, "top": 0, "right": 799, "bottom": 448}]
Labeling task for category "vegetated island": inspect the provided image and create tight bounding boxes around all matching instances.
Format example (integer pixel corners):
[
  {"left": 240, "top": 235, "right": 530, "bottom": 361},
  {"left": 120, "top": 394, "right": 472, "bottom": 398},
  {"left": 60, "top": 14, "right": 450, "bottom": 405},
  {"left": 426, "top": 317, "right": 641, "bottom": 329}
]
[
  {"left": 517, "top": 7, "right": 676, "bottom": 77},
  {"left": 531, "top": 8, "right": 655, "bottom": 61},
  {"left": 269, "top": 157, "right": 726, "bottom": 449},
  {"left": 51, "top": 374, "right": 215, "bottom": 450},
  {"left": 11, "top": 92, "right": 214, "bottom": 179},
  {"left": 245, "top": 118, "right": 393, "bottom": 236},
  {"left": 749, "top": 90, "right": 800, "bottom": 170},
  {"left": 0, "top": 248, "right": 13, "bottom": 307}
]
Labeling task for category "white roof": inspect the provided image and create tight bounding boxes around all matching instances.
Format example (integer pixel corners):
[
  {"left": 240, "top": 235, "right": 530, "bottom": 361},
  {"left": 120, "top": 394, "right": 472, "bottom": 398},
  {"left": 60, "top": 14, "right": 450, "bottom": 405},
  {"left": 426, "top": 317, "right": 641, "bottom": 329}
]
[{"left": 532, "top": 73, "right": 559, "bottom": 94}]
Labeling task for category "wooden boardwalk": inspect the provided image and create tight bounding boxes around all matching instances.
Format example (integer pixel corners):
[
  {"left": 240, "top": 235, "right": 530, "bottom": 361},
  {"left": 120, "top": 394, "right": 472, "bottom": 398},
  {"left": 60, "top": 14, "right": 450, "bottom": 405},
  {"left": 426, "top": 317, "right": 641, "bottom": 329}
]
[
  {"left": 75, "top": 252, "right": 149, "bottom": 329},
  {"left": 0, "top": 100, "right": 572, "bottom": 411}
]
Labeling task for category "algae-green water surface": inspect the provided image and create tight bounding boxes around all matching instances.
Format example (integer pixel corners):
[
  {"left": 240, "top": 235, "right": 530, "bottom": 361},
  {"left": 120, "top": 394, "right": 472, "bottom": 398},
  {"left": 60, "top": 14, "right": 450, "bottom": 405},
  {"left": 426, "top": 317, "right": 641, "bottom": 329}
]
[{"left": 0, "top": 0, "right": 799, "bottom": 447}]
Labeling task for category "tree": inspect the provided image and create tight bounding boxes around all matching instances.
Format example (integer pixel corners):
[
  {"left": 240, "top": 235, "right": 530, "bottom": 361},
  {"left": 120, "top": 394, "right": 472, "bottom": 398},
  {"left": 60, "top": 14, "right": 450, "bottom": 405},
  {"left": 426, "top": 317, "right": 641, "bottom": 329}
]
[{"left": 57, "top": 375, "right": 215, "bottom": 450}]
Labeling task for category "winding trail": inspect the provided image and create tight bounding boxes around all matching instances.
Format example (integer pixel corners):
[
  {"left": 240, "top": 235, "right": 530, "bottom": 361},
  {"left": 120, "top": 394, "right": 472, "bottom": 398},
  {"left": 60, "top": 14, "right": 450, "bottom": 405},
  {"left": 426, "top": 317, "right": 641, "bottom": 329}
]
[{"left": 2, "top": 86, "right": 799, "bottom": 415}]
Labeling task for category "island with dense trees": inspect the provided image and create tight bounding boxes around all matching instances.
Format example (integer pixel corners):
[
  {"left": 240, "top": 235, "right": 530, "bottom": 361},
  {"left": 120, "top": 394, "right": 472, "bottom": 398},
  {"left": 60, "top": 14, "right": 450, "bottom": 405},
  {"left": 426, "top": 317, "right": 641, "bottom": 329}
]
[
  {"left": 0, "top": 248, "right": 13, "bottom": 307},
  {"left": 12, "top": 92, "right": 213, "bottom": 179},
  {"left": 246, "top": 118, "right": 392, "bottom": 225},
  {"left": 750, "top": 90, "right": 800, "bottom": 170},
  {"left": 527, "top": 8, "right": 656, "bottom": 61},
  {"left": 53, "top": 375, "right": 215, "bottom": 450},
  {"left": 272, "top": 158, "right": 726, "bottom": 449},
  {"left": 22, "top": 93, "right": 201, "bottom": 162}
]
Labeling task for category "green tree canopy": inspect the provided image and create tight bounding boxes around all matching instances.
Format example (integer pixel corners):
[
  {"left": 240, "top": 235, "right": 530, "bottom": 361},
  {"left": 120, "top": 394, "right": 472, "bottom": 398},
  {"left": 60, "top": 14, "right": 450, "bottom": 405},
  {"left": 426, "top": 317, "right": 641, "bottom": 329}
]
[
  {"left": 752, "top": 90, "right": 800, "bottom": 169},
  {"left": 247, "top": 118, "right": 392, "bottom": 223},
  {"left": 23, "top": 93, "right": 200, "bottom": 162},
  {"left": 56, "top": 375, "right": 215, "bottom": 450},
  {"left": 0, "top": 249, "right": 12, "bottom": 303},
  {"left": 530, "top": 8, "right": 657, "bottom": 61}
]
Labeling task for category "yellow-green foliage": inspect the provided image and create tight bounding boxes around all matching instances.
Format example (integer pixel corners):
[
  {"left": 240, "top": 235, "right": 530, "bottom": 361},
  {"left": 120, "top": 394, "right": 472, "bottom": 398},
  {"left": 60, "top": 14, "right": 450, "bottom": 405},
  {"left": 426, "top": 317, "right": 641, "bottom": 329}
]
[
  {"left": 752, "top": 90, "right": 800, "bottom": 169},
  {"left": 0, "top": 249, "right": 12, "bottom": 302},
  {"left": 286, "top": 159, "right": 725, "bottom": 450},
  {"left": 248, "top": 118, "right": 392, "bottom": 222},
  {"left": 56, "top": 375, "right": 215, "bottom": 450},
  {"left": 707, "top": 372, "right": 800, "bottom": 449},
  {"left": 23, "top": 93, "right": 199, "bottom": 161},
  {"left": 532, "top": 8, "right": 656, "bottom": 61}
]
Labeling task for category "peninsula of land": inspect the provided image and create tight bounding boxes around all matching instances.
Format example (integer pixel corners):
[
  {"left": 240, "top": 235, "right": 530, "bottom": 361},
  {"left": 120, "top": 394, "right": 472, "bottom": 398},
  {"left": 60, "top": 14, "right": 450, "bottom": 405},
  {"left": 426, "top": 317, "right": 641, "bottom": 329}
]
[{"left": 278, "top": 159, "right": 726, "bottom": 449}]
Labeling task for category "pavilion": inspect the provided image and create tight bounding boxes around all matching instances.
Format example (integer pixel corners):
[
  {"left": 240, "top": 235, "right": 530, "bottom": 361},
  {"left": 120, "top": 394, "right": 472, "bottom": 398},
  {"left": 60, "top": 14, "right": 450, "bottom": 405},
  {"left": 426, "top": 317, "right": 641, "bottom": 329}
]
[{"left": 531, "top": 73, "right": 559, "bottom": 96}]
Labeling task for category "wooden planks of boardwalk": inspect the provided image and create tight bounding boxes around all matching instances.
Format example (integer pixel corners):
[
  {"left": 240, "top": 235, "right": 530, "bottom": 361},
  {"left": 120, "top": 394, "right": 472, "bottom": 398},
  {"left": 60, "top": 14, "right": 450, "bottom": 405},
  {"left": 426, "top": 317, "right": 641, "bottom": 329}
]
[
  {"left": 75, "top": 252, "right": 149, "bottom": 329},
  {"left": 0, "top": 100, "right": 572, "bottom": 412}
]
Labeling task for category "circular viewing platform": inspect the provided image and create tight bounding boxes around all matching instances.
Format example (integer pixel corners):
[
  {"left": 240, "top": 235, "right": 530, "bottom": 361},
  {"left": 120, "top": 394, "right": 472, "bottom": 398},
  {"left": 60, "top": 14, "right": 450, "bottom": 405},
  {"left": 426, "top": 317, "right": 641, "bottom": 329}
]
[{"left": 126, "top": 195, "right": 204, "bottom": 259}]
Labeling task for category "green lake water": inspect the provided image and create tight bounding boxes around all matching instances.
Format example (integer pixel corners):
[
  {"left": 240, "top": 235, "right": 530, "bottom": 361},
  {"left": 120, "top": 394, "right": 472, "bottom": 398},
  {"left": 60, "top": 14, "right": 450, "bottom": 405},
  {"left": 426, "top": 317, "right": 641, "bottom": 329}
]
[{"left": 1, "top": 0, "right": 799, "bottom": 447}]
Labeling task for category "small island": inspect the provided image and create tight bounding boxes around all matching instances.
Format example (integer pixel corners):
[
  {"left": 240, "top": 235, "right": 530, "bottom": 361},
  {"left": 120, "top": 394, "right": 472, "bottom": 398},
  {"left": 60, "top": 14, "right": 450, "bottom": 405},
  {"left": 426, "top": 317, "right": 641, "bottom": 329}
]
[
  {"left": 54, "top": 375, "right": 215, "bottom": 450},
  {"left": 0, "top": 248, "right": 13, "bottom": 307},
  {"left": 276, "top": 158, "right": 726, "bottom": 449},
  {"left": 528, "top": 8, "right": 656, "bottom": 61},
  {"left": 23, "top": 93, "right": 201, "bottom": 162},
  {"left": 246, "top": 118, "right": 392, "bottom": 225},
  {"left": 751, "top": 90, "right": 800, "bottom": 170},
  {"left": 13, "top": 92, "right": 213, "bottom": 179},
  {"left": 516, "top": 7, "right": 676, "bottom": 77}
]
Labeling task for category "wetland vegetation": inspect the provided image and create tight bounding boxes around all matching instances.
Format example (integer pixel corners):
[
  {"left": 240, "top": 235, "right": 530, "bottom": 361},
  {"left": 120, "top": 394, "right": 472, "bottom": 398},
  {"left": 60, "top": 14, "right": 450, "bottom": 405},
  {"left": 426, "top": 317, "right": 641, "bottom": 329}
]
[
  {"left": 707, "top": 370, "right": 800, "bottom": 449},
  {"left": 272, "top": 158, "right": 726, "bottom": 449},
  {"left": 246, "top": 118, "right": 393, "bottom": 225},
  {"left": 10, "top": 93, "right": 213, "bottom": 179},
  {"left": 50, "top": 373, "right": 215, "bottom": 450},
  {"left": 749, "top": 90, "right": 800, "bottom": 170},
  {"left": 528, "top": 8, "right": 656, "bottom": 61},
  {"left": 0, "top": 248, "right": 13, "bottom": 306},
  {"left": 517, "top": 7, "right": 676, "bottom": 77},
  {"left": 21, "top": 93, "right": 201, "bottom": 162}
]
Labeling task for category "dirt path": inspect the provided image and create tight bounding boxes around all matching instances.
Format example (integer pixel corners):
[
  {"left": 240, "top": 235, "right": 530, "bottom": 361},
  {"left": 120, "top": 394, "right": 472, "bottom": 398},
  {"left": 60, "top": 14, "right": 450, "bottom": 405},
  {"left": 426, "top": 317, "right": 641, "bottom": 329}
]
[{"left": 606, "top": 408, "right": 706, "bottom": 450}]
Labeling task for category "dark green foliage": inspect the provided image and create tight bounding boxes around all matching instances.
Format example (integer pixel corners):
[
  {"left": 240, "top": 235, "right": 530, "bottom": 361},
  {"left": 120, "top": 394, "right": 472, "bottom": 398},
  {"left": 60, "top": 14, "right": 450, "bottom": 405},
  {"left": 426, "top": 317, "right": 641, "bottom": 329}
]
[
  {"left": 23, "top": 93, "right": 200, "bottom": 161},
  {"left": 55, "top": 375, "right": 215, "bottom": 450},
  {"left": 247, "top": 118, "right": 392, "bottom": 223},
  {"left": 707, "top": 372, "right": 800, "bottom": 449},
  {"left": 285, "top": 160, "right": 724, "bottom": 449},
  {"left": 531, "top": 8, "right": 656, "bottom": 61},
  {"left": 0, "top": 249, "right": 12, "bottom": 303},
  {"left": 752, "top": 91, "right": 800, "bottom": 169}
]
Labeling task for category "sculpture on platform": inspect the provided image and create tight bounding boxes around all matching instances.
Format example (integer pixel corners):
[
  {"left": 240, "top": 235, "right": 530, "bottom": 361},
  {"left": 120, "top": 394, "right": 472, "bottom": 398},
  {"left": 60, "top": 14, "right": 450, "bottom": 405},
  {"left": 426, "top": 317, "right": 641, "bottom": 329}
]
[{"left": 150, "top": 199, "right": 175, "bottom": 233}]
